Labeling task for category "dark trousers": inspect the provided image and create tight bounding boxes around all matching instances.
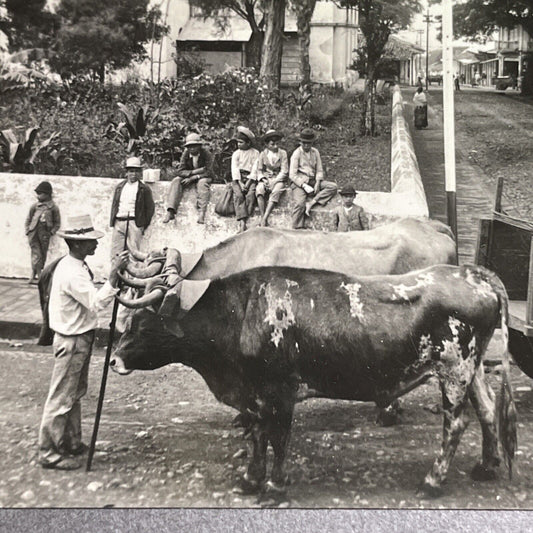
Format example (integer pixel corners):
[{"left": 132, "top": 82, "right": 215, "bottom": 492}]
[
  {"left": 232, "top": 181, "right": 257, "bottom": 221},
  {"left": 28, "top": 222, "right": 51, "bottom": 275}
]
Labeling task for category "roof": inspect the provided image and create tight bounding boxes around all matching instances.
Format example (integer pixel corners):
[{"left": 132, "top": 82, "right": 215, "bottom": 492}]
[
  {"left": 178, "top": 16, "right": 252, "bottom": 42},
  {"left": 385, "top": 35, "right": 424, "bottom": 59}
]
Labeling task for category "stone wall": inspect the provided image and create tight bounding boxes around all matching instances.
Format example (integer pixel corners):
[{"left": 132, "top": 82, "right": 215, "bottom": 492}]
[{"left": 0, "top": 85, "right": 427, "bottom": 281}]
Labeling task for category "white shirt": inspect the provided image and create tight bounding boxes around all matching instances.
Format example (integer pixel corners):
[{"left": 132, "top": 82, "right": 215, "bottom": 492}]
[
  {"left": 231, "top": 148, "right": 259, "bottom": 181},
  {"left": 49, "top": 255, "right": 118, "bottom": 336},
  {"left": 117, "top": 180, "right": 139, "bottom": 218}
]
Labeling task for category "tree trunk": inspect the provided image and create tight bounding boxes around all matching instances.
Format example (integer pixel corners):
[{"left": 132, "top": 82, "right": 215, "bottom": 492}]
[
  {"left": 246, "top": 29, "right": 264, "bottom": 70},
  {"left": 98, "top": 63, "right": 105, "bottom": 84},
  {"left": 361, "top": 67, "right": 376, "bottom": 136},
  {"left": 296, "top": 0, "right": 317, "bottom": 91},
  {"left": 260, "top": 0, "right": 286, "bottom": 92}
]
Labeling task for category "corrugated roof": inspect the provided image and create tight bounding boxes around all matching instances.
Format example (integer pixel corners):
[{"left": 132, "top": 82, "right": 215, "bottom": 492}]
[{"left": 178, "top": 17, "right": 252, "bottom": 42}]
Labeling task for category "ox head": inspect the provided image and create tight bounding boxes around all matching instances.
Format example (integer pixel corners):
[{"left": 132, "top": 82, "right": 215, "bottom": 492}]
[{"left": 110, "top": 278, "right": 211, "bottom": 375}]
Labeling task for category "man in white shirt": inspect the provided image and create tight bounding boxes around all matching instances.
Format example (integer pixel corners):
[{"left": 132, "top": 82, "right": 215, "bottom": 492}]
[
  {"left": 38, "top": 214, "right": 128, "bottom": 470},
  {"left": 109, "top": 157, "right": 154, "bottom": 260}
]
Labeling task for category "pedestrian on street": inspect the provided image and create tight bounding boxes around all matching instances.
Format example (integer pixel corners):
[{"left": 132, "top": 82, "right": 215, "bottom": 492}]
[
  {"left": 25, "top": 181, "right": 61, "bottom": 284},
  {"left": 38, "top": 213, "right": 129, "bottom": 470},
  {"left": 454, "top": 73, "right": 460, "bottom": 91},
  {"left": 231, "top": 126, "right": 260, "bottom": 233},
  {"left": 413, "top": 87, "right": 428, "bottom": 129},
  {"left": 289, "top": 128, "right": 338, "bottom": 229},
  {"left": 163, "top": 133, "right": 214, "bottom": 225},
  {"left": 109, "top": 157, "right": 154, "bottom": 260}
]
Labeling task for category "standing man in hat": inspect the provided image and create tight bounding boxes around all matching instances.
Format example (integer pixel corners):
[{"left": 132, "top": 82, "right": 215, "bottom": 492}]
[
  {"left": 289, "top": 128, "right": 338, "bottom": 229},
  {"left": 332, "top": 184, "right": 369, "bottom": 232},
  {"left": 163, "top": 133, "right": 214, "bottom": 225},
  {"left": 25, "top": 181, "right": 61, "bottom": 284},
  {"left": 231, "top": 126, "right": 259, "bottom": 232},
  {"left": 38, "top": 214, "right": 129, "bottom": 470},
  {"left": 255, "top": 129, "right": 289, "bottom": 227},
  {"left": 109, "top": 156, "right": 154, "bottom": 259}
]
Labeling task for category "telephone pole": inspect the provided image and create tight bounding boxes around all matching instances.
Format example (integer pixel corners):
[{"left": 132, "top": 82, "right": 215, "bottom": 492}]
[{"left": 423, "top": 8, "right": 433, "bottom": 91}]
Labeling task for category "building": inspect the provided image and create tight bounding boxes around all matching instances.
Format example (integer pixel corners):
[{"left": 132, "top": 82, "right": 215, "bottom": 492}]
[
  {"left": 385, "top": 36, "right": 424, "bottom": 85},
  {"left": 148, "top": 0, "right": 359, "bottom": 87}
]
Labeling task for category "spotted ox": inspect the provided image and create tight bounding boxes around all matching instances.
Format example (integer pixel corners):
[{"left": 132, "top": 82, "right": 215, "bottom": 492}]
[{"left": 111, "top": 264, "right": 516, "bottom": 499}]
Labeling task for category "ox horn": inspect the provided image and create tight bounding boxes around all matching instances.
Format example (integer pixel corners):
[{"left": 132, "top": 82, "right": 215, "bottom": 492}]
[
  {"left": 127, "top": 244, "right": 148, "bottom": 262},
  {"left": 117, "top": 271, "right": 151, "bottom": 288},
  {"left": 116, "top": 288, "right": 165, "bottom": 309},
  {"left": 125, "top": 261, "right": 163, "bottom": 279}
]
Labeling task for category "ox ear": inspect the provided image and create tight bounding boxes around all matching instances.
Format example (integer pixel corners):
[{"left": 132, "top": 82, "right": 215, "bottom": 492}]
[
  {"left": 180, "top": 252, "right": 203, "bottom": 278},
  {"left": 180, "top": 279, "right": 211, "bottom": 312},
  {"left": 162, "top": 317, "right": 185, "bottom": 338}
]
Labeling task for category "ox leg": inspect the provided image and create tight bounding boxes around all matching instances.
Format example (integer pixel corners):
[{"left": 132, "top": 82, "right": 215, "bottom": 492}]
[
  {"left": 236, "top": 421, "right": 268, "bottom": 495},
  {"left": 469, "top": 362, "right": 500, "bottom": 481},
  {"left": 419, "top": 384, "right": 470, "bottom": 498},
  {"left": 376, "top": 399, "right": 403, "bottom": 427}
]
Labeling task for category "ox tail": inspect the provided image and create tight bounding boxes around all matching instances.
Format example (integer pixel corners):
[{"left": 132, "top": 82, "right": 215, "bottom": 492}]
[{"left": 470, "top": 264, "right": 517, "bottom": 479}]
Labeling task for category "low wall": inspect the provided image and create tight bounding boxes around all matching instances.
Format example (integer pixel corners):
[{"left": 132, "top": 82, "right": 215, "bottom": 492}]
[{"left": 0, "top": 86, "right": 427, "bottom": 282}]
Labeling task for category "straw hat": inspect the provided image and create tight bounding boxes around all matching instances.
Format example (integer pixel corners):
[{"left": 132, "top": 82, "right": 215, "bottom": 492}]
[
  {"left": 299, "top": 128, "right": 317, "bottom": 142},
  {"left": 263, "top": 129, "right": 283, "bottom": 143},
  {"left": 234, "top": 126, "right": 255, "bottom": 143},
  {"left": 125, "top": 156, "right": 143, "bottom": 169},
  {"left": 57, "top": 214, "right": 104, "bottom": 240},
  {"left": 184, "top": 133, "right": 204, "bottom": 147}
]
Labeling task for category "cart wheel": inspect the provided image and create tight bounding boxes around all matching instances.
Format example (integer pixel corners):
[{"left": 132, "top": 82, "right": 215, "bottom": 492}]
[{"left": 509, "top": 329, "right": 533, "bottom": 379}]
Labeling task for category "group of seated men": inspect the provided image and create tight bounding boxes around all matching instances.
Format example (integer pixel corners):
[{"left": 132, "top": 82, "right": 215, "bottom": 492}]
[
  {"left": 161, "top": 126, "right": 368, "bottom": 233},
  {"left": 109, "top": 126, "right": 369, "bottom": 258}
]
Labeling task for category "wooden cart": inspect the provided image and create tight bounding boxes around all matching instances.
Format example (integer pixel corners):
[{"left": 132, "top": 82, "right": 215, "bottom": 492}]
[{"left": 475, "top": 179, "right": 533, "bottom": 377}]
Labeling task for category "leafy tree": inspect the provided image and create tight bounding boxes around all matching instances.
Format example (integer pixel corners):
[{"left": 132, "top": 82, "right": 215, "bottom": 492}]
[
  {"left": 0, "top": 0, "right": 59, "bottom": 50},
  {"left": 289, "top": 0, "right": 317, "bottom": 91},
  {"left": 49, "top": 0, "right": 167, "bottom": 83},
  {"left": 260, "top": 0, "right": 285, "bottom": 91},
  {"left": 338, "top": 0, "right": 420, "bottom": 136},
  {"left": 191, "top": 0, "right": 265, "bottom": 70}
]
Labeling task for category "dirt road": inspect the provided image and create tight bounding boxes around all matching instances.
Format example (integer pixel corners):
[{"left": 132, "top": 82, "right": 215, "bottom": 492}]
[{"left": 2, "top": 338, "right": 533, "bottom": 509}]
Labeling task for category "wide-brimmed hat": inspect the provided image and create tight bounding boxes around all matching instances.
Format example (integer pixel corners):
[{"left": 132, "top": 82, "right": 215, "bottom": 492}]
[
  {"left": 234, "top": 126, "right": 255, "bottom": 143},
  {"left": 299, "top": 128, "right": 316, "bottom": 142},
  {"left": 184, "top": 133, "right": 204, "bottom": 147},
  {"left": 125, "top": 156, "right": 143, "bottom": 169},
  {"left": 57, "top": 214, "right": 104, "bottom": 240},
  {"left": 263, "top": 129, "right": 283, "bottom": 143},
  {"left": 35, "top": 181, "right": 52, "bottom": 195},
  {"left": 339, "top": 184, "right": 357, "bottom": 196}
]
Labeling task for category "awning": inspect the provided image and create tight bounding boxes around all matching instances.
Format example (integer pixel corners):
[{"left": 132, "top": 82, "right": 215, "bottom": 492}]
[
  {"left": 178, "top": 17, "right": 252, "bottom": 42},
  {"left": 458, "top": 58, "right": 478, "bottom": 64}
]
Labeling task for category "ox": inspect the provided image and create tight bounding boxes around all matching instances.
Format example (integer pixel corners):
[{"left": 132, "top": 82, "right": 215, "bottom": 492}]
[{"left": 111, "top": 264, "right": 516, "bottom": 499}]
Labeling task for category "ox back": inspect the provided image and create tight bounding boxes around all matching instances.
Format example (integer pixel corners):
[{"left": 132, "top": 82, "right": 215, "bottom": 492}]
[{"left": 112, "top": 263, "right": 515, "bottom": 499}]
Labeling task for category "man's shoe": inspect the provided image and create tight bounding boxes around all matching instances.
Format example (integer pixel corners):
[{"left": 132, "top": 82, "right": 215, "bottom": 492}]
[
  {"left": 68, "top": 443, "right": 89, "bottom": 456},
  {"left": 41, "top": 457, "right": 81, "bottom": 470},
  {"left": 163, "top": 211, "right": 175, "bottom": 223}
]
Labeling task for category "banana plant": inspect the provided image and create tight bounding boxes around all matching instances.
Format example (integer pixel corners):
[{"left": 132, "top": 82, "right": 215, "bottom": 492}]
[
  {"left": 0, "top": 127, "right": 59, "bottom": 173},
  {"left": 105, "top": 104, "right": 159, "bottom": 155}
]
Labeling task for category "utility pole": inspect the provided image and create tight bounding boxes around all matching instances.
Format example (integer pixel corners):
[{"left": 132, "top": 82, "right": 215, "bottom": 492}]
[{"left": 424, "top": 8, "right": 432, "bottom": 91}]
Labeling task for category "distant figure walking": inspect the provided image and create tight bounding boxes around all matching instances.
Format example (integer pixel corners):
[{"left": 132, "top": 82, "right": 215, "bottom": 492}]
[
  {"left": 454, "top": 73, "right": 460, "bottom": 91},
  {"left": 413, "top": 87, "right": 428, "bottom": 130}
]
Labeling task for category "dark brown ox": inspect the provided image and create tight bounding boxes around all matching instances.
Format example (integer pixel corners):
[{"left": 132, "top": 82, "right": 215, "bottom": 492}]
[
  {"left": 111, "top": 264, "right": 516, "bottom": 500},
  {"left": 123, "top": 218, "right": 457, "bottom": 283}
]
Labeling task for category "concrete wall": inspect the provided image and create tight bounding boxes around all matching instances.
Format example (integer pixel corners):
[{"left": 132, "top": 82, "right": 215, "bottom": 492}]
[{"left": 0, "top": 85, "right": 427, "bottom": 282}]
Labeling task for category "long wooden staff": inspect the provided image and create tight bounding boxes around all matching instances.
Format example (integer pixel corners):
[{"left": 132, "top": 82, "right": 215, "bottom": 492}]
[{"left": 86, "top": 215, "right": 130, "bottom": 471}]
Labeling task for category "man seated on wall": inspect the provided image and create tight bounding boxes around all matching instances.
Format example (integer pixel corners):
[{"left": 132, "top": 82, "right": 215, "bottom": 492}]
[{"left": 163, "top": 133, "right": 214, "bottom": 225}]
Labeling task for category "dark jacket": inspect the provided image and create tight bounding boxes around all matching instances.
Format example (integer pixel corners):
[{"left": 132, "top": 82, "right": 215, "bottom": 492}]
[
  {"left": 110, "top": 180, "right": 155, "bottom": 229},
  {"left": 25, "top": 200, "right": 61, "bottom": 235},
  {"left": 177, "top": 147, "right": 215, "bottom": 180}
]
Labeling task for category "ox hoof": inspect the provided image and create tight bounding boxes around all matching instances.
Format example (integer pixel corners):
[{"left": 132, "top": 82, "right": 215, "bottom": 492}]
[
  {"left": 470, "top": 462, "right": 498, "bottom": 482},
  {"left": 258, "top": 481, "right": 289, "bottom": 508},
  {"left": 233, "top": 475, "right": 262, "bottom": 496},
  {"left": 376, "top": 410, "right": 401, "bottom": 427},
  {"left": 416, "top": 481, "right": 443, "bottom": 499}
]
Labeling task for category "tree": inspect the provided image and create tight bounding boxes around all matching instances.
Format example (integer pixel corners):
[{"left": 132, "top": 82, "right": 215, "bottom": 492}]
[
  {"left": 289, "top": 0, "right": 317, "bottom": 91},
  {"left": 451, "top": 0, "right": 533, "bottom": 95},
  {"left": 339, "top": 0, "right": 420, "bottom": 136},
  {"left": 0, "top": 0, "right": 59, "bottom": 50},
  {"left": 49, "top": 0, "right": 166, "bottom": 83},
  {"left": 191, "top": 0, "right": 266, "bottom": 70},
  {"left": 260, "top": 0, "right": 285, "bottom": 91}
]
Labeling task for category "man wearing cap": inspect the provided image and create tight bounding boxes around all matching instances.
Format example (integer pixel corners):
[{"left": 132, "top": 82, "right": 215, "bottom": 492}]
[
  {"left": 289, "top": 128, "right": 338, "bottom": 229},
  {"left": 25, "top": 181, "right": 61, "bottom": 284},
  {"left": 163, "top": 133, "right": 214, "bottom": 224},
  {"left": 255, "top": 129, "right": 289, "bottom": 227},
  {"left": 38, "top": 214, "right": 129, "bottom": 470},
  {"left": 231, "top": 126, "right": 259, "bottom": 232},
  {"left": 109, "top": 157, "right": 154, "bottom": 259},
  {"left": 333, "top": 184, "right": 369, "bottom": 232}
]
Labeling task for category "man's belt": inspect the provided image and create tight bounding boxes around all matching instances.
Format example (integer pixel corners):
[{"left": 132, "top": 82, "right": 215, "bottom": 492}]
[{"left": 116, "top": 216, "right": 135, "bottom": 221}]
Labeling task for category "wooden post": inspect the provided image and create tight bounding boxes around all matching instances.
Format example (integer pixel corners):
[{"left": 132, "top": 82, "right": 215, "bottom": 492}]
[
  {"left": 494, "top": 176, "right": 504, "bottom": 213},
  {"left": 442, "top": 0, "right": 457, "bottom": 243},
  {"left": 527, "top": 236, "right": 533, "bottom": 328}
]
